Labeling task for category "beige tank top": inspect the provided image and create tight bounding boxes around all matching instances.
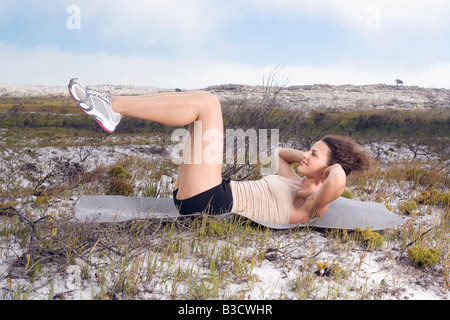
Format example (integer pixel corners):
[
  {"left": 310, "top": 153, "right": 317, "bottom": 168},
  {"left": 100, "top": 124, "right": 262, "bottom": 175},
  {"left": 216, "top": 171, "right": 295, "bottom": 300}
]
[{"left": 230, "top": 175, "right": 298, "bottom": 224}]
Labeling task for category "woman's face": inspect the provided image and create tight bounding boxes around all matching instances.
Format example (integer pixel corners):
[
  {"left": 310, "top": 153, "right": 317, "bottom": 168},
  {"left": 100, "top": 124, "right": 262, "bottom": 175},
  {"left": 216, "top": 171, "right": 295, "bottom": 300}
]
[{"left": 297, "top": 141, "right": 331, "bottom": 178}]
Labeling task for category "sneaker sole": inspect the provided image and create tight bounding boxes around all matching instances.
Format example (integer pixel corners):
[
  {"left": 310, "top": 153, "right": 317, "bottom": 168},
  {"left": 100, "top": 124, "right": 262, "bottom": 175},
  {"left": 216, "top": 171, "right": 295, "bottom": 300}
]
[{"left": 68, "top": 88, "right": 114, "bottom": 133}]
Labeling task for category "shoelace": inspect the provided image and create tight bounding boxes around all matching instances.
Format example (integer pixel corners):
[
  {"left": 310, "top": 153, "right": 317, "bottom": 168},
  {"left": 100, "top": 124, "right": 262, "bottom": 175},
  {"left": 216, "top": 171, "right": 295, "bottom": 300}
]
[{"left": 86, "top": 87, "right": 112, "bottom": 102}]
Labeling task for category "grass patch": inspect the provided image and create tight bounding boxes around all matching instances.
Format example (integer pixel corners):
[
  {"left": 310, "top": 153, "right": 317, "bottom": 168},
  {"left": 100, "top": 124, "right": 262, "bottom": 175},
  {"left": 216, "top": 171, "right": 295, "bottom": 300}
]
[{"left": 1, "top": 94, "right": 449, "bottom": 299}]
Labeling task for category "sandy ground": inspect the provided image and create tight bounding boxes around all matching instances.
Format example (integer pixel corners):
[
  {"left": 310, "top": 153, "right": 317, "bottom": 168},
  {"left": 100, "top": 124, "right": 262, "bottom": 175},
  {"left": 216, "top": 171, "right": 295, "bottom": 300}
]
[
  {"left": 0, "top": 83, "right": 449, "bottom": 300},
  {"left": 0, "top": 140, "right": 448, "bottom": 300}
]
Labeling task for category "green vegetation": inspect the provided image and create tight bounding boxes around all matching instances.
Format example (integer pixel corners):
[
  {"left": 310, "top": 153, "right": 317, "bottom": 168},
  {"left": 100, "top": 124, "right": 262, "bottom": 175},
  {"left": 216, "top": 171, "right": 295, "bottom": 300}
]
[
  {"left": 415, "top": 190, "right": 450, "bottom": 208},
  {"left": 398, "top": 200, "right": 419, "bottom": 216},
  {"left": 315, "top": 261, "right": 345, "bottom": 277},
  {"left": 341, "top": 189, "right": 354, "bottom": 199},
  {"left": 1, "top": 95, "right": 449, "bottom": 147},
  {"left": 107, "top": 165, "right": 131, "bottom": 180},
  {"left": 408, "top": 246, "right": 440, "bottom": 268},
  {"left": 0, "top": 93, "right": 449, "bottom": 299},
  {"left": 106, "top": 165, "right": 134, "bottom": 195},
  {"left": 106, "top": 179, "right": 134, "bottom": 196},
  {"left": 354, "top": 228, "right": 384, "bottom": 250}
]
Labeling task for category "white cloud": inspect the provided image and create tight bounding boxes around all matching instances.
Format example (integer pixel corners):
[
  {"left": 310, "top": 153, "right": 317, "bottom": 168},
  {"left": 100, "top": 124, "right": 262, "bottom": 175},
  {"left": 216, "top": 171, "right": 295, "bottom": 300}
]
[
  {"left": 1, "top": 41, "right": 450, "bottom": 89},
  {"left": 253, "top": 0, "right": 450, "bottom": 34},
  {"left": 0, "top": 41, "right": 270, "bottom": 88},
  {"left": 77, "top": 0, "right": 235, "bottom": 49}
]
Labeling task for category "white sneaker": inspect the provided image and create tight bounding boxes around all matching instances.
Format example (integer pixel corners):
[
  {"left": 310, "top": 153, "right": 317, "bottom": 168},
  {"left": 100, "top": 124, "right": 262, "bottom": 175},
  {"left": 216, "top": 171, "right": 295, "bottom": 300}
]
[{"left": 68, "top": 78, "right": 122, "bottom": 133}]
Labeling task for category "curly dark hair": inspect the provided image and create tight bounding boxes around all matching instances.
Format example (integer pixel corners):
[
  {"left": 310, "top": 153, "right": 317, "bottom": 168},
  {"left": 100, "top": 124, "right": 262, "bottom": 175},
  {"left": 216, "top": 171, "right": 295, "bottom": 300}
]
[{"left": 321, "top": 135, "right": 372, "bottom": 176}]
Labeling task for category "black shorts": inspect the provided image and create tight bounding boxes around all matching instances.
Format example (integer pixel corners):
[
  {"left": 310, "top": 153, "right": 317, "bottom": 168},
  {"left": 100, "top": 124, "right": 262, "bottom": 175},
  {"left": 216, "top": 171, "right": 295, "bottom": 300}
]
[{"left": 172, "top": 178, "right": 233, "bottom": 215}]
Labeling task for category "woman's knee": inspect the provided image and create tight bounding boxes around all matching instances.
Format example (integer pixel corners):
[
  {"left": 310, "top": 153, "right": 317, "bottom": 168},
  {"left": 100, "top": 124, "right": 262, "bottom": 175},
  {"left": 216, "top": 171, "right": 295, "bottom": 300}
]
[
  {"left": 200, "top": 91, "right": 220, "bottom": 105},
  {"left": 197, "top": 91, "right": 222, "bottom": 116}
]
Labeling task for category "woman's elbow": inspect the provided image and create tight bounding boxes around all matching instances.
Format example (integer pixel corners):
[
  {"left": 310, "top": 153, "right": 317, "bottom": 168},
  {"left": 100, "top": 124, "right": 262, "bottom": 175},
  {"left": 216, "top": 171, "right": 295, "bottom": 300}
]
[
  {"left": 289, "top": 210, "right": 311, "bottom": 224},
  {"left": 336, "top": 178, "right": 346, "bottom": 196},
  {"left": 332, "top": 172, "right": 347, "bottom": 196}
]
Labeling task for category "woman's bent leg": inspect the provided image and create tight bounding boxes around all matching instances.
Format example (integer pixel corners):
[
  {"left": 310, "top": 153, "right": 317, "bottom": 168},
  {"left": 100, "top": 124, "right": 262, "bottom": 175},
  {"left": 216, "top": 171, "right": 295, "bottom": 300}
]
[{"left": 112, "top": 91, "right": 224, "bottom": 200}]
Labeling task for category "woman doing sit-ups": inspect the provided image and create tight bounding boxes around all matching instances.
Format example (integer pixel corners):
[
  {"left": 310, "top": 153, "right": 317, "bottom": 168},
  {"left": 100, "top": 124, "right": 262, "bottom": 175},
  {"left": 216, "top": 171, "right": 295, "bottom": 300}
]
[{"left": 68, "top": 78, "right": 371, "bottom": 224}]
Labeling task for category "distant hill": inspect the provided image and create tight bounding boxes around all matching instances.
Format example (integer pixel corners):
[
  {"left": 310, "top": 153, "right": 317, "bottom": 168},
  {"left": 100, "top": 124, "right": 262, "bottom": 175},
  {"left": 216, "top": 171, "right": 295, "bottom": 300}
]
[{"left": 1, "top": 83, "right": 449, "bottom": 112}]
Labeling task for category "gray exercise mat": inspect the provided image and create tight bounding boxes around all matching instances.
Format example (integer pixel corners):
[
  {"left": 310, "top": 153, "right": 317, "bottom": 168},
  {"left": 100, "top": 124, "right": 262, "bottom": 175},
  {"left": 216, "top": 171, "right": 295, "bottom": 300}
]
[{"left": 74, "top": 195, "right": 406, "bottom": 231}]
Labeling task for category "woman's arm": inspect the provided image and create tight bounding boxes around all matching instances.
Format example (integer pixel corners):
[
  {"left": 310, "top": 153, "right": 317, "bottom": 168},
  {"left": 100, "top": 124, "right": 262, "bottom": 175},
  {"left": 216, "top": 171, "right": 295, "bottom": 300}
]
[
  {"left": 276, "top": 148, "right": 304, "bottom": 179},
  {"left": 304, "top": 164, "right": 346, "bottom": 216},
  {"left": 290, "top": 164, "right": 346, "bottom": 223}
]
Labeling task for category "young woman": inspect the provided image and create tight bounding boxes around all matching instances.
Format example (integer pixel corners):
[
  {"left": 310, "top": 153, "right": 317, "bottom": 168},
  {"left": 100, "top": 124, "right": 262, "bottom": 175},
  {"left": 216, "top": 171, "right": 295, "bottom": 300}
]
[{"left": 68, "top": 78, "right": 371, "bottom": 224}]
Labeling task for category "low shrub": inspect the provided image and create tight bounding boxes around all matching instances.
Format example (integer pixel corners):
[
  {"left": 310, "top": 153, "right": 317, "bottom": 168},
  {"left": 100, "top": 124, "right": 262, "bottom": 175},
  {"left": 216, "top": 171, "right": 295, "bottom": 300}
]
[
  {"left": 315, "top": 261, "right": 344, "bottom": 277},
  {"left": 341, "top": 190, "right": 354, "bottom": 199},
  {"left": 415, "top": 189, "right": 450, "bottom": 208},
  {"left": 354, "top": 228, "right": 384, "bottom": 250},
  {"left": 403, "top": 167, "right": 446, "bottom": 188},
  {"left": 107, "top": 165, "right": 130, "bottom": 180},
  {"left": 407, "top": 246, "right": 440, "bottom": 268},
  {"left": 398, "top": 200, "right": 418, "bottom": 215},
  {"left": 106, "top": 179, "right": 134, "bottom": 196}
]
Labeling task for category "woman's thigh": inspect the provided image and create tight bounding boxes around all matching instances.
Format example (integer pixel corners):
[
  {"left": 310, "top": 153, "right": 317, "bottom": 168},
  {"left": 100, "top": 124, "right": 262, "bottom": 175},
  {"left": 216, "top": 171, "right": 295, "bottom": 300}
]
[{"left": 174, "top": 96, "right": 224, "bottom": 200}]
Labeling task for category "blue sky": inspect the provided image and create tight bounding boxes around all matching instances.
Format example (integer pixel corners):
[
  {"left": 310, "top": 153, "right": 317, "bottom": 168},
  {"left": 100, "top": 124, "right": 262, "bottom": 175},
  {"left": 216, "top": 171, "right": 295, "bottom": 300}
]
[{"left": 1, "top": 0, "right": 450, "bottom": 88}]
